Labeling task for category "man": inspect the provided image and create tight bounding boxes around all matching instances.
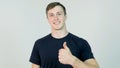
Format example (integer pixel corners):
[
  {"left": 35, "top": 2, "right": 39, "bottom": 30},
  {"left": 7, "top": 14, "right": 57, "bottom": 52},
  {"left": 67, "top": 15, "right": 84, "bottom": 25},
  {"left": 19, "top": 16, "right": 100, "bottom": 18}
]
[{"left": 30, "top": 2, "right": 99, "bottom": 68}]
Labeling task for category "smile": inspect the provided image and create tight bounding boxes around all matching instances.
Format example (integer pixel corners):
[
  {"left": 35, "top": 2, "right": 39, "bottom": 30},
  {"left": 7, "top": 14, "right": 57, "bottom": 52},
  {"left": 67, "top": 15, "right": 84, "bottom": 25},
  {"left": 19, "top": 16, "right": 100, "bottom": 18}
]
[{"left": 53, "top": 21, "right": 61, "bottom": 25}]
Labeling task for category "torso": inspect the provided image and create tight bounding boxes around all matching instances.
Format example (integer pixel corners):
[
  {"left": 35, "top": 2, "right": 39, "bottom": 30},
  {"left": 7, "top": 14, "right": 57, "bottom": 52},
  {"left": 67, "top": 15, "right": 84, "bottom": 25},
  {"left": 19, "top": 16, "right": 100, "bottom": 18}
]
[{"left": 36, "top": 33, "right": 90, "bottom": 68}]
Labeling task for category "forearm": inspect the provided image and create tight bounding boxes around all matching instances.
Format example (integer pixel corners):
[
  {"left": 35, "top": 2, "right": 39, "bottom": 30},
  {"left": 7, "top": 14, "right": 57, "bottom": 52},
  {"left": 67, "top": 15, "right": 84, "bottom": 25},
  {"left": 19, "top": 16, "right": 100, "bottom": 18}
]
[
  {"left": 32, "top": 64, "right": 40, "bottom": 68},
  {"left": 70, "top": 56, "right": 99, "bottom": 68}
]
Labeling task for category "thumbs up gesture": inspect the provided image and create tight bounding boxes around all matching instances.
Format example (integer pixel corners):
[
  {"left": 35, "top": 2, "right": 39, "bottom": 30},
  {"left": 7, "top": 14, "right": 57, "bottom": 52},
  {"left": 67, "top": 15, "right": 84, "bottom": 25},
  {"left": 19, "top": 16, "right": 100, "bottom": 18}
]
[{"left": 58, "top": 42, "right": 75, "bottom": 65}]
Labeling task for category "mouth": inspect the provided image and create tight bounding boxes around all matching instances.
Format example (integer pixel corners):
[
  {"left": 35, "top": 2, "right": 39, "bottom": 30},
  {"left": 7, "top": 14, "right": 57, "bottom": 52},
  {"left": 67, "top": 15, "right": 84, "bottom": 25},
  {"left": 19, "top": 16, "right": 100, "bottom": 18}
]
[{"left": 53, "top": 21, "right": 61, "bottom": 25}]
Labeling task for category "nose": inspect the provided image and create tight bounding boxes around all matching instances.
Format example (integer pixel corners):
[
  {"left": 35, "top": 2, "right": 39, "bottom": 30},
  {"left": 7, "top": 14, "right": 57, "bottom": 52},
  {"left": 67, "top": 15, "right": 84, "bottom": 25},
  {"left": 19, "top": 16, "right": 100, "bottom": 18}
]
[{"left": 54, "top": 15, "right": 59, "bottom": 20}]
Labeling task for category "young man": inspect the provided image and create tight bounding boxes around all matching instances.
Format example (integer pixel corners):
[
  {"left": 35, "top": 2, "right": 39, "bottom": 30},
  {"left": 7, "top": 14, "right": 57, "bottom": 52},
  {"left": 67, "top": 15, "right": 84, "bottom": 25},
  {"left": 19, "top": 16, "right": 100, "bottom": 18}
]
[{"left": 30, "top": 2, "right": 99, "bottom": 68}]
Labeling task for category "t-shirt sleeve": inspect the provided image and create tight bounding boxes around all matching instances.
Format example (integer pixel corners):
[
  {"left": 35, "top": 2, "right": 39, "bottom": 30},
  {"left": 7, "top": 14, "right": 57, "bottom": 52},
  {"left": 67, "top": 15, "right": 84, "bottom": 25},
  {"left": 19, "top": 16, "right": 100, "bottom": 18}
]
[
  {"left": 80, "top": 39, "right": 94, "bottom": 61},
  {"left": 29, "top": 40, "right": 41, "bottom": 65}
]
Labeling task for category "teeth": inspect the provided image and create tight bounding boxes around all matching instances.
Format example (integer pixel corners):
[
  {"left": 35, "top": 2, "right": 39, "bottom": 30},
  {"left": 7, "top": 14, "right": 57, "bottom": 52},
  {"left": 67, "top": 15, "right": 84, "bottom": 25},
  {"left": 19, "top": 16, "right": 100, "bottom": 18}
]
[{"left": 54, "top": 21, "right": 60, "bottom": 25}]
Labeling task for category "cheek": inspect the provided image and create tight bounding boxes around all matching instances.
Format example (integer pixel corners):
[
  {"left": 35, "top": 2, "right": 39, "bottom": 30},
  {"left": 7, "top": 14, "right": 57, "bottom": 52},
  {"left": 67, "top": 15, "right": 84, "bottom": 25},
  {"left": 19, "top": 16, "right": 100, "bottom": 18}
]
[
  {"left": 59, "top": 15, "right": 65, "bottom": 20},
  {"left": 48, "top": 17, "right": 53, "bottom": 22},
  {"left": 61, "top": 17, "right": 66, "bottom": 22}
]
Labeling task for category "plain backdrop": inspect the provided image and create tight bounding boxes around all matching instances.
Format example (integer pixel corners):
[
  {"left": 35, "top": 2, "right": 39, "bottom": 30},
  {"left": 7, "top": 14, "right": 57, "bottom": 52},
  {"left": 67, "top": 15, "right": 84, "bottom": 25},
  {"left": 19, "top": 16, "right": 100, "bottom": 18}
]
[{"left": 0, "top": 0, "right": 120, "bottom": 68}]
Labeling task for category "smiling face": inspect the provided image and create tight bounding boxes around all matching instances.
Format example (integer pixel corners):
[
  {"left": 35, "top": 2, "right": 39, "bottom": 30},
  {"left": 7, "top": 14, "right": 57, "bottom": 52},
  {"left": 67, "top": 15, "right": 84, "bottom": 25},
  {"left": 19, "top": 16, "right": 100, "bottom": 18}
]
[{"left": 47, "top": 6, "right": 67, "bottom": 31}]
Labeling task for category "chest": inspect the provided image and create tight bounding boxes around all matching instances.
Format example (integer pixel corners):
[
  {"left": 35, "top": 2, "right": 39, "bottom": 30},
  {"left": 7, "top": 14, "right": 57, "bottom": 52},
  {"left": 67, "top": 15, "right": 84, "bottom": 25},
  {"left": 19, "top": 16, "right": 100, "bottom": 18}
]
[
  {"left": 38, "top": 40, "right": 81, "bottom": 61},
  {"left": 38, "top": 40, "right": 63, "bottom": 61}
]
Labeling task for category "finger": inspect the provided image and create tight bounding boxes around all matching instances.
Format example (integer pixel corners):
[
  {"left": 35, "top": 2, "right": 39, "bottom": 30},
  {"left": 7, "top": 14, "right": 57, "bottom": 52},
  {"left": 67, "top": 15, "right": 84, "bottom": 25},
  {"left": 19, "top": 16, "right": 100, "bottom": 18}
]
[
  {"left": 59, "top": 49, "right": 64, "bottom": 55},
  {"left": 63, "top": 42, "right": 69, "bottom": 50},
  {"left": 59, "top": 49, "right": 64, "bottom": 52}
]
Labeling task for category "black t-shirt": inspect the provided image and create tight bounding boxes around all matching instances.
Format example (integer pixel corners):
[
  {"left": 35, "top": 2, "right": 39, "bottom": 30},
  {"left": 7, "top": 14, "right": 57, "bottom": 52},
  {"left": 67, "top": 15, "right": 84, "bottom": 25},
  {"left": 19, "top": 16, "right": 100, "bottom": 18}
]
[{"left": 29, "top": 33, "right": 94, "bottom": 68}]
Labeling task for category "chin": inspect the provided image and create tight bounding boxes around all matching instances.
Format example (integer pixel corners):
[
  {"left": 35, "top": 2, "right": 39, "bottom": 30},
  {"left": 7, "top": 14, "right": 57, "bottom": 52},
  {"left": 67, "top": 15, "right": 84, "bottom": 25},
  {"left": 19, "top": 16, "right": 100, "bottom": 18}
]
[
  {"left": 53, "top": 27, "right": 62, "bottom": 30},
  {"left": 52, "top": 25, "right": 64, "bottom": 30},
  {"left": 54, "top": 28, "right": 61, "bottom": 30}
]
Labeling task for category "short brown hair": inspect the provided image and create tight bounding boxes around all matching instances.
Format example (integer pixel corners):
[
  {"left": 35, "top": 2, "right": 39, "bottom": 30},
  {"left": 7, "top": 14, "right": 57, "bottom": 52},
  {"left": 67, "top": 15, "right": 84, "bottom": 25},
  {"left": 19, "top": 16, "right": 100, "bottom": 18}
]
[{"left": 46, "top": 2, "right": 66, "bottom": 15}]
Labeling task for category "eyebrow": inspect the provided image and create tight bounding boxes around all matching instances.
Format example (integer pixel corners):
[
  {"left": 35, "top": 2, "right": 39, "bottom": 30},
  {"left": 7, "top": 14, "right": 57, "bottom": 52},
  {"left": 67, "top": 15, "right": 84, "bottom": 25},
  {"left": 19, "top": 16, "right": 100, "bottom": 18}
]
[{"left": 48, "top": 11, "right": 63, "bottom": 14}]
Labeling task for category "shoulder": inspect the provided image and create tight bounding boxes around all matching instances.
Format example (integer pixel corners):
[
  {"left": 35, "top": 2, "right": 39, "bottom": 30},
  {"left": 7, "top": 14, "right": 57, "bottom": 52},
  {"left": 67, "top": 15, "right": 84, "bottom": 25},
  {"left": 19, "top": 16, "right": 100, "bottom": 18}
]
[
  {"left": 69, "top": 33, "right": 86, "bottom": 42},
  {"left": 68, "top": 33, "right": 89, "bottom": 47},
  {"left": 35, "top": 34, "right": 51, "bottom": 44}
]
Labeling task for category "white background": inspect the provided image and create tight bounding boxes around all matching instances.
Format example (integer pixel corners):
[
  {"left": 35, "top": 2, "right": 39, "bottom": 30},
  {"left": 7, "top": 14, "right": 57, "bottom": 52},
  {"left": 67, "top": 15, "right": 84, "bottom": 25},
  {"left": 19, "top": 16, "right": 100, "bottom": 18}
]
[{"left": 0, "top": 0, "right": 120, "bottom": 68}]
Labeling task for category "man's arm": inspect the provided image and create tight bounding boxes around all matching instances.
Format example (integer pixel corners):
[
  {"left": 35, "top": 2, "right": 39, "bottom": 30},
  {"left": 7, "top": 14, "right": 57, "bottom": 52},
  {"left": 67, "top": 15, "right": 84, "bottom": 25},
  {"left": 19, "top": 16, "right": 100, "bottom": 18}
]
[
  {"left": 70, "top": 56, "right": 99, "bottom": 68},
  {"left": 32, "top": 63, "right": 40, "bottom": 68},
  {"left": 58, "top": 42, "right": 99, "bottom": 68}
]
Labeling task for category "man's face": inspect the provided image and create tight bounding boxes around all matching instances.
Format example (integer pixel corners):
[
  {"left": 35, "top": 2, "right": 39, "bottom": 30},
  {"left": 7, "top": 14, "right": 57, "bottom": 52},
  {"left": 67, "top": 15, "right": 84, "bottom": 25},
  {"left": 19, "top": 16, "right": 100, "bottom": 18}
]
[{"left": 47, "top": 6, "right": 66, "bottom": 30}]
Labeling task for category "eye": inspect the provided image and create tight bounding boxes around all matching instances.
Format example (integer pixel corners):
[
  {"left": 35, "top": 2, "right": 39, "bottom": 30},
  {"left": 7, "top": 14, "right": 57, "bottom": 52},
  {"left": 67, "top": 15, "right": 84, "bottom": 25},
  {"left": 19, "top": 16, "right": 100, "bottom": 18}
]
[
  {"left": 49, "top": 13, "right": 54, "bottom": 17},
  {"left": 58, "top": 13, "right": 62, "bottom": 15},
  {"left": 57, "top": 12, "right": 62, "bottom": 16}
]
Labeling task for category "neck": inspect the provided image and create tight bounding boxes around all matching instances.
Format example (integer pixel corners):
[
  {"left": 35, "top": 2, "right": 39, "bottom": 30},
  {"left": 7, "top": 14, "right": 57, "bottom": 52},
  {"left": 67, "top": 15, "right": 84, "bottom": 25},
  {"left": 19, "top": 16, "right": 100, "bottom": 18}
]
[{"left": 51, "top": 29, "right": 69, "bottom": 39}]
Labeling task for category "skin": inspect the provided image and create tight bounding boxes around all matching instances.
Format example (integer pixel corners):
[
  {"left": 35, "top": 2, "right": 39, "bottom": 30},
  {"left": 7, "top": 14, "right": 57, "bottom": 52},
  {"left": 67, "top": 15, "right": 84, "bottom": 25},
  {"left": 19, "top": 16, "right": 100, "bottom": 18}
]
[
  {"left": 47, "top": 6, "right": 68, "bottom": 38},
  {"left": 32, "top": 5, "right": 99, "bottom": 68},
  {"left": 32, "top": 64, "right": 40, "bottom": 68}
]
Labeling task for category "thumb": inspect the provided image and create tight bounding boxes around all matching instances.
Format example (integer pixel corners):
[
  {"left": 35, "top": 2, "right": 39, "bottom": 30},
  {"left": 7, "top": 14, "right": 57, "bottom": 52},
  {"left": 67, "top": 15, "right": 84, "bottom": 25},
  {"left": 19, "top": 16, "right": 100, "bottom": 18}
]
[{"left": 63, "top": 42, "right": 69, "bottom": 50}]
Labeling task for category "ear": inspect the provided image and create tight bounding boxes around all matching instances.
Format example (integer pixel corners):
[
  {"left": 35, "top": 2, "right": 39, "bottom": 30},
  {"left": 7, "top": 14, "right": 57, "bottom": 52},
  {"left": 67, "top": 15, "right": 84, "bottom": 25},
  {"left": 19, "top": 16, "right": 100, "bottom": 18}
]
[
  {"left": 46, "top": 14, "right": 48, "bottom": 19},
  {"left": 64, "top": 15, "right": 67, "bottom": 21}
]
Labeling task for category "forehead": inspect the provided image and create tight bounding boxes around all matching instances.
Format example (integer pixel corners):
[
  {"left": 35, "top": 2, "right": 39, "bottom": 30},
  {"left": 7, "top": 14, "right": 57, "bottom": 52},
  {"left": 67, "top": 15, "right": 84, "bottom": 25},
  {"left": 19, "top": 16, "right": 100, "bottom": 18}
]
[{"left": 47, "top": 6, "right": 64, "bottom": 14}]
